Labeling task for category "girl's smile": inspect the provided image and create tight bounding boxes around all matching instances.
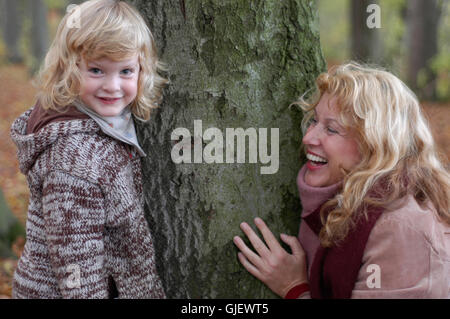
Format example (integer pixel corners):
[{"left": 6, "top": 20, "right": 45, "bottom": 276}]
[{"left": 97, "top": 97, "right": 122, "bottom": 104}]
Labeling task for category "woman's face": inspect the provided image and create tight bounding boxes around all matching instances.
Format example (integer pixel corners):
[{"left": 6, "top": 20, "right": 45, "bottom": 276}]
[{"left": 302, "top": 93, "right": 362, "bottom": 187}]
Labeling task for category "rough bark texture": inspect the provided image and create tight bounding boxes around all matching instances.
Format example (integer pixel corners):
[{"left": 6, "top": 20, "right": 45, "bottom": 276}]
[{"left": 130, "top": 0, "right": 325, "bottom": 298}]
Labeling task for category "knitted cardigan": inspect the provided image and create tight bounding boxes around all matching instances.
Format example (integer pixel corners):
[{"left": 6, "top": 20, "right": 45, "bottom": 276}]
[{"left": 10, "top": 106, "right": 165, "bottom": 299}]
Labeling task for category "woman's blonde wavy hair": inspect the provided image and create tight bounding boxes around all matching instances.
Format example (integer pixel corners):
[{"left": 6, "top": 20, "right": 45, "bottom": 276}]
[
  {"left": 293, "top": 62, "right": 450, "bottom": 248},
  {"left": 35, "top": 0, "right": 167, "bottom": 121}
]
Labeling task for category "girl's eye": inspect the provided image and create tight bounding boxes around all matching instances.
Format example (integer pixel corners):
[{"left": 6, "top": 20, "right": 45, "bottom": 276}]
[
  {"left": 309, "top": 118, "right": 317, "bottom": 126},
  {"left": 121, "top": 68, "right": 134, "bottom": 76},
  {"left": 88, "top": 68, "right": 102, "bottom": 75}
]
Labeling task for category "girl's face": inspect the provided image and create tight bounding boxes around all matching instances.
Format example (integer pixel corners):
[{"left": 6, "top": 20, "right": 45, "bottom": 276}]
[
  {"left": 79, "top": 56, "right": 140, "bottom": 117},
  {"left": 302, "top": 93, "right": 362, "bottom": 187}
]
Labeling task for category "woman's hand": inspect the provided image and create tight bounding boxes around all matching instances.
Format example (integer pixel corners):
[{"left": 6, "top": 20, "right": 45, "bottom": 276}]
[{"left": 233, "top": 217, "right": 308, "bottom": 298}]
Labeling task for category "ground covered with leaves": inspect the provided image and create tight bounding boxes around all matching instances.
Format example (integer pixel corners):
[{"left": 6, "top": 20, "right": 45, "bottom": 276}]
[
  {"left": 0, "top": 64, "right": 448, "bottom": 298},
  {"left": 0, "top": 65, "right": 35, "bottom": 298}
]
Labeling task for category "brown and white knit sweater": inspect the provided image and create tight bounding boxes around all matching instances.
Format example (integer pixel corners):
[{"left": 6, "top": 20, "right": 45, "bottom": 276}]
[{"left": 10, "top": 106, "right": 165, "bottom": 299}]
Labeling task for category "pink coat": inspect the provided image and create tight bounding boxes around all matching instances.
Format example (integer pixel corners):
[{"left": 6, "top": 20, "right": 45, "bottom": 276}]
[{"left": 297, "top": 166, "right": 450, "bottom": 299}]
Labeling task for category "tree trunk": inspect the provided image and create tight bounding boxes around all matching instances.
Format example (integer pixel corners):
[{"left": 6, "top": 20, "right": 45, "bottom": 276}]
[
  {"left": 131, "top": 0, "right": 325, "bottom": 298},
  {"left": 3, "top": 0, "right": 24, "bottom": 63},
  {"left": 30, "top": 0, "right": 49, "bottom": 74},
  {"left": 0, "top": 0, "right": 4, "bottom": 37},
  {"left": 406, "top": 0, "right": 441, "bottom": 100},
  {"left": 350, "top": 0, "right": 382, "bottom": 64}
]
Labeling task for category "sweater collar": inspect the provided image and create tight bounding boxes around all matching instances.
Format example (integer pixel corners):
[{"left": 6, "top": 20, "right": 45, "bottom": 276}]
[
  {"left": 11, "top": 106, "right": 99, "bottom": 175},
  {"left": 296, "top": 165, "right": 342, "bottom": 218},
  {"left": 25, "top": 100, "right": 89, "bottom": 135},
  {"left": 73, "top": 99, "right": 146, "bottom": 157}
]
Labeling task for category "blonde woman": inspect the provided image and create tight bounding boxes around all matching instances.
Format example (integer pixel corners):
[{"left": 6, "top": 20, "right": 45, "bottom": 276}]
[
  {"left": 234, "top": 62, "right": 450, "bottom": 298},
  {"left": 10, "top": 0, "right": 166, "bottom": 298}
]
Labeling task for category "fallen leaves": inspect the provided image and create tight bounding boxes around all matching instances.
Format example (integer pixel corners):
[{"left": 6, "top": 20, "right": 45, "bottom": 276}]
[
  {"left": 0, "top": 64, "right": 36, "bottom": 225},
  {"left": 0, "top": 64, "right": 35, "bottom": 299}
]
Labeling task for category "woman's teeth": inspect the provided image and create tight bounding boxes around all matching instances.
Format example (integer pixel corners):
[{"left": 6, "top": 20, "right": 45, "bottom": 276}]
[{"left": 306, "top": 153, "right": 328, "bottom": 163}]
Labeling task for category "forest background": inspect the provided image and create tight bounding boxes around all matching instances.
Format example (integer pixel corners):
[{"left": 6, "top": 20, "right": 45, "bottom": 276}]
[{"left": 0, "top": 0, "right": 448, "bottom": 298}]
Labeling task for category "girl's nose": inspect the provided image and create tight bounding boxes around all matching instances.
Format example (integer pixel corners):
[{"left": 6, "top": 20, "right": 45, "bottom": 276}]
[{"left": 102, "top": 75, "right": 121, "bottom": 92}]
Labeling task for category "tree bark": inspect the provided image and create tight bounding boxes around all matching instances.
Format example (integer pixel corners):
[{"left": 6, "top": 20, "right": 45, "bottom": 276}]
[
  {"left": 131, "top": 0, "right": 325, "bottom": 298},
  {"left": 406, "top": 0, "right": 441, "bottom": 100}
]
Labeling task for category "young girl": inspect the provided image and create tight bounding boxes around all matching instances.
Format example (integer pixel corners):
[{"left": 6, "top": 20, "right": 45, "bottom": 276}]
[
  {"left": 10, "top": 0, "right": 167, "bottom": 298},
  {"left": 234, "top": 62, "right": 450, "bottom": 298}
]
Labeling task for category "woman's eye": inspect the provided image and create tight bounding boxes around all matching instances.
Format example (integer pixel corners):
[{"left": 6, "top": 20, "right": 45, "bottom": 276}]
[
  {"left": 327, "top": 127, "right": 338, "bottom": 134},
  {"left": 309, "top": 118, "right": 317, "bottom": 126}
]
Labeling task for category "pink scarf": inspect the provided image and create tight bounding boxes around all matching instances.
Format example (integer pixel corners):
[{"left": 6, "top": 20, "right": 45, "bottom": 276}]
[
  {"left": 296, "top": 165, "right": 384, "bottom": 298},
  {"left": 296, "top": 165, "right": 341, "bottom": 272}
]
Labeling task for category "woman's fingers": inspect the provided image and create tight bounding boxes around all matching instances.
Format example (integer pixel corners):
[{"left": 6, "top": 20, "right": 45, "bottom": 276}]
[
  {"left": 237, "top": 252, "right": 263, "bottom": 281},
  {"left": 233, "top": 235, "right": 264, "bottom": 269},
  {"left": 254, "top": 217, "right": 282, "bottom": 252},
  {"left": 280, "top": 233, "right": 304, "bottom": 257},
  {"left": 239, "top": 222, "right": 271, "bottom": 258},
  {"left": 234, "top": 220, "right": 309, "bottom": 298}
]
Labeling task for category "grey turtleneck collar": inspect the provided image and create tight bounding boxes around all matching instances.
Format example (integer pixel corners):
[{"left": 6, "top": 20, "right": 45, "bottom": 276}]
[{"left": 73, "top": 99, "right": 146, "bottom": 157}]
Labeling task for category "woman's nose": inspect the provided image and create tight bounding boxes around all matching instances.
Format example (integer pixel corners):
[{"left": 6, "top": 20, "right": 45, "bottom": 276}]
[{"left": 302, "top": 125, "right": 320, "bottom": 146}]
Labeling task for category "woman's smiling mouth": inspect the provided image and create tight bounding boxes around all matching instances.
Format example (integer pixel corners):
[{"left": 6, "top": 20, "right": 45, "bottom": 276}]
[{"left": 306, "top": 151, "right": 328, "bottom": 170}]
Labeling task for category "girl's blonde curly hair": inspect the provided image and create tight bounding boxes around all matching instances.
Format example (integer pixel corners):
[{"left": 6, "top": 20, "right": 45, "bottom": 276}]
[
  {"left": 293, "top": 62, "right": 450, "bottom": 247},
  {"left": 35, "top": 0, "right": 167, "bottom": 121}
]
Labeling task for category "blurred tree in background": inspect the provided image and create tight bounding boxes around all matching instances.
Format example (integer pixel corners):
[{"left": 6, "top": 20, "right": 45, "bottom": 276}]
[
  {"left": 350, "top": 0, "right": 382, "bottom": 64},
  {"left": 0, "top": 0, "right": 448, "bottom": 98},
  {"left": 0, "top": 0, "right": 57, "bottom": 73},
  {"left": 1, "top": 0, "right": 24, "bottom": 64},
  {"left": 30, "top": 0, "right": 50, "bottom": 74},
  {"left": 406, "top": 0, "right": 443, "bottom": 100},
  {"left": 318, "top": 0, "right": 449, "bottom": 101}
]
